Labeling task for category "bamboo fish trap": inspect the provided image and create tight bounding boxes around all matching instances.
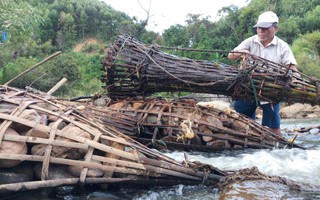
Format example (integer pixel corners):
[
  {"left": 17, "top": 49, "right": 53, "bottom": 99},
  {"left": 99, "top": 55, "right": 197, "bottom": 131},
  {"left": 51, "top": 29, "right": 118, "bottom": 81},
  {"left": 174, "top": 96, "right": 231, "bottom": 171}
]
[
  {"left": 81, "top": 98, "right": 303, "bottom": 152},
  {"left": 101, "top": 34, "right": 320, "bottom": 105},
  {"left": 0, "top": 85, "right": 229, "bottom": 193}
]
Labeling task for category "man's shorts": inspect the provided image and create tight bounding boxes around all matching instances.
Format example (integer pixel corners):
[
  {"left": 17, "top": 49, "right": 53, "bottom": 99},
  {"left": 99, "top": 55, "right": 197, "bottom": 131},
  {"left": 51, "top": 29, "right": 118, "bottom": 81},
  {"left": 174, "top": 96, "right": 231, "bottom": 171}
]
[{"left": 232, "top": 100, "right": 280, "bottom": 129}]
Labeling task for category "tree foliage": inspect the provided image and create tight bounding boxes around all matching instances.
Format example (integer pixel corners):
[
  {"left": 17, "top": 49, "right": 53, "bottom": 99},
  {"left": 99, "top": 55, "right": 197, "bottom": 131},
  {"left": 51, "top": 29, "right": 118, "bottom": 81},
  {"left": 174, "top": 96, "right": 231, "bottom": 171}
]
[{"left": 292, "top": 31, "right": 320, "bottom": 78}]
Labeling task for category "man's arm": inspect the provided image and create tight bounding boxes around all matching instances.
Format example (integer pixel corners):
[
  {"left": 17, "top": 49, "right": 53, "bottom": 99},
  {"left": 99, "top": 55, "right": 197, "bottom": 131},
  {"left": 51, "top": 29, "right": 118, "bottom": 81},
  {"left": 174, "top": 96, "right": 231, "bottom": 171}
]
[
  {"left": 287, "top": 64, "right": 300, "bottom": 77},
  {"left": 228, "top": 50, "right": 249, "bottom": 60}
]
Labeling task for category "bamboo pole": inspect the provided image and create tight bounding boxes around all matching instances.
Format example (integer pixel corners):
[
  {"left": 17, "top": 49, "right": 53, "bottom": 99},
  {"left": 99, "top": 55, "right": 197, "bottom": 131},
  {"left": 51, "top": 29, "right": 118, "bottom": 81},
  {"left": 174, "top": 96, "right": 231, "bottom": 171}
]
[
  {"left": 47, "top": 77, "right": 67, "bottom": 95},
  {"left": 0, "top": 177, "right": 134, "bottom": 193}
]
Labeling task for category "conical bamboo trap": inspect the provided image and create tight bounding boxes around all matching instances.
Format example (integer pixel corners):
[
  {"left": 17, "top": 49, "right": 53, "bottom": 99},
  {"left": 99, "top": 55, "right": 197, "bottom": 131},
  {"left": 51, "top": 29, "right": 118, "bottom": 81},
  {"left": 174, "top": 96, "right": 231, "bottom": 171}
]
[
  {"left": 101, "top": 34, "right": 320, "bottom": 105},
  {"left": 81, "top": 98, "right": 303, "bottom": 152}
]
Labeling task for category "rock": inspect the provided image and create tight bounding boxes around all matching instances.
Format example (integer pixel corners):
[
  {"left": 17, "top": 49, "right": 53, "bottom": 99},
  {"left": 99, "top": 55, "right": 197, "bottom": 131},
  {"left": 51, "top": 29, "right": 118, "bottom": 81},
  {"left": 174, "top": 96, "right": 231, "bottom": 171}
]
[
  {"left": 197, "top": 100, "right": 231, "bottom": 113},
  {"left": 280, "top": 103, "right": 305, "bottom": 118},
  {"left": 0, "top": 172, "right": 31, "bottom": 184},
  {"left": 280, "top": 103, "right": 320, "bottom": 119},
  {"left": 0, "top": 162, "right": 34, "bottom": 184},
  {"left": 68, "top": 162, "right": 104, "bottom": 177},
  {"left": 306, "top": 113, "right": 318, "bottom": 118},
  {"left": 93, "top": 98, "right": 107, "bottom": 106},
  {"left": 0, "top": 127, "right": 28, "bottom": 168},
  {"left": 309, "top": 128, "right": 320, "bottom": 135},
  {"left": 34, "top": 164, "right": 76, "bottom": 180}
]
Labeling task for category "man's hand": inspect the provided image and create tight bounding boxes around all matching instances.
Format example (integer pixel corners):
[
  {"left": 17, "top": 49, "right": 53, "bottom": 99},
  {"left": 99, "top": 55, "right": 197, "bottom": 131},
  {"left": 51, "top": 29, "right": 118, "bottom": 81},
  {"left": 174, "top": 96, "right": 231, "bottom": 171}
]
[
  {"left": 292, "top": 71, "right": 301, "bottom": 77},
  {"left": 287, "top": 64, "right": 301, "bottom": 77},
  {"left": 228, "top": 50, "right": 249, "bottom": 60}
]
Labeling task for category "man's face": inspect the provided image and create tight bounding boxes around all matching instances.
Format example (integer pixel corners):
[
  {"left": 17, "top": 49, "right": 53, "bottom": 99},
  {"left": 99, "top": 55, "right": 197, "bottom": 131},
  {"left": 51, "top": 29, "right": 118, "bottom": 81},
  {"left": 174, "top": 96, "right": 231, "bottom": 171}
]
[{"left": 256, "top": 26, "right": 278, "bottom": 43}]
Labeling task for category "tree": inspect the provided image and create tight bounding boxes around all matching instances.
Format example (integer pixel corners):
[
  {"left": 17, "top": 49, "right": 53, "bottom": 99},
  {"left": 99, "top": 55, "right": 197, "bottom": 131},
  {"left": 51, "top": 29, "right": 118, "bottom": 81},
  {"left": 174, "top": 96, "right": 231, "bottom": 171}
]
[
  {"left": 56, "top": 12, "right": 76, "bottom": 50},
  {"left": 0, "top": 0, "right": 42, "bottom": 40},
  {"left": 301, "top": 5, "right": 320, "bottom": 34},
  {"left": 162, "top": 25, "right": 189, "bottom": 47},
  {"left": 292, "top": 31, "right": 320, "bottom": 78},
  {"left": 0, "top": 0, "right": 43, "bottom": 68}
]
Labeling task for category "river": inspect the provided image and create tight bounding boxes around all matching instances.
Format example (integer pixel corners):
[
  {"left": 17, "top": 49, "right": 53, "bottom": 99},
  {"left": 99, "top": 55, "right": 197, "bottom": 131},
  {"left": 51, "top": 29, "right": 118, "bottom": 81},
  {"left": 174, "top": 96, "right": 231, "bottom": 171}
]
[{"left": 3, "top": 118, "right": 320, "bottom": 200}]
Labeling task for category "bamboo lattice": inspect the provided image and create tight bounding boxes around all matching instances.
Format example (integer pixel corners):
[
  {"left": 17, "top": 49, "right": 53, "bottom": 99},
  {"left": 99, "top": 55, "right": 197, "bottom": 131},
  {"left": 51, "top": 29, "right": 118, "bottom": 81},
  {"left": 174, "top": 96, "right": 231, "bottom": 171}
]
[
  {"left": 0, "top": 85, "right": 226, "bottom": 193},
  {"left": 101, "top": 34, "right": 320, "bottom": 105},
  {"left": 81, "top": 98, "right": 303, "bottom": 152}
]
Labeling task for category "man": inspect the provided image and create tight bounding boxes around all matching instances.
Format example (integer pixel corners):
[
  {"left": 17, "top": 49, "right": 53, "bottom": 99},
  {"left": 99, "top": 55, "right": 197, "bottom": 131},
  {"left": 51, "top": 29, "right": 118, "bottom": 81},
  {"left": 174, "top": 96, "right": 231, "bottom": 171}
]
[{"left": 228, "top": 11, "right": 299, "bottom": 134}]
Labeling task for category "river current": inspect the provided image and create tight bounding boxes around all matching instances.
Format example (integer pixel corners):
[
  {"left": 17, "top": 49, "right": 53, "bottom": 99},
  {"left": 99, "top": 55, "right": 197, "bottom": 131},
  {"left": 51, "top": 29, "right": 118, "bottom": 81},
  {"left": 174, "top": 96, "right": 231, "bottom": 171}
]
[{"left": 3, "top": 118, "right": 320, "bottom": 200}]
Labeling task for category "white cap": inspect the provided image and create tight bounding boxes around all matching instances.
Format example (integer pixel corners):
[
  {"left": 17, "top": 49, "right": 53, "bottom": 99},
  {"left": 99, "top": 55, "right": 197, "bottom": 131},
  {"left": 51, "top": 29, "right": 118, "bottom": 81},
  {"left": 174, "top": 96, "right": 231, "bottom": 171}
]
[{"left": 253, "top": 11, "right": 279, "bottom": 28}]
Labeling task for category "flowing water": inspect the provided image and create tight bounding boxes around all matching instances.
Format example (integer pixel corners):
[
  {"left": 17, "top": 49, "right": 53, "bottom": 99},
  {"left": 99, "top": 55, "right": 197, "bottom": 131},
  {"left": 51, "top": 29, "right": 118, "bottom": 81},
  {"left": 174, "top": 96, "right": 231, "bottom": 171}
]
[{"left": 3, "top": 119, "right": 320, "bottom": 200}]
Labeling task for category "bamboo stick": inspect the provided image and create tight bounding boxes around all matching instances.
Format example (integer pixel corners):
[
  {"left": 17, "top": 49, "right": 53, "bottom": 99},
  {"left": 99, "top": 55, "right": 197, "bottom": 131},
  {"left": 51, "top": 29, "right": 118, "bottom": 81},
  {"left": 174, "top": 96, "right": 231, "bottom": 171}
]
[
  {"left": 0, "top": 177, "right": 134, "bottom": 193},
  {"left": 47, "top": 77, "right": 67, "bottom": 95}
]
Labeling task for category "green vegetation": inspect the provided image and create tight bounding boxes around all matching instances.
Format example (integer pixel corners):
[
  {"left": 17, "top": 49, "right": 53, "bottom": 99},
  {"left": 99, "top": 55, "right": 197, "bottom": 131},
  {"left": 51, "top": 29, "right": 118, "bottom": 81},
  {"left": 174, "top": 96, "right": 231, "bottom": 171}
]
[{"left": 0, "top": 0, "right": 319, "bottom": 98}]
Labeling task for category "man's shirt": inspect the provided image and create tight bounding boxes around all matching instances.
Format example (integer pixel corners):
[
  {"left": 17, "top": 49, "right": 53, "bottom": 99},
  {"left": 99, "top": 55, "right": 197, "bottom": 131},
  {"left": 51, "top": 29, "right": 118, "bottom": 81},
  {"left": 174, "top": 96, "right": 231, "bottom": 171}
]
[{"left": 234, "top": 35, "right": 297, "bottom": 65}]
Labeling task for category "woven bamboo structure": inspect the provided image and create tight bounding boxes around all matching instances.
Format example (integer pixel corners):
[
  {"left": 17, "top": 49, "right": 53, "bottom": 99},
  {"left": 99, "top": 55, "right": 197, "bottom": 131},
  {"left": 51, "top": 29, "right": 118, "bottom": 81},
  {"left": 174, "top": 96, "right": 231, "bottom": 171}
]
[
  {"left": 0, "top": 85, "right": 229, "bottom": 193},
  {"left": 0, "top": 58, "right": 314, "bottom": 194},
  {"left": 81, "top": 98, "right": 303, "bottom": 152},
  {"left": 101, "top": 34, "right": 320, "bottom": 105},
  {"left": 0, "top": 85, "right": 311, "bottom": 194}
]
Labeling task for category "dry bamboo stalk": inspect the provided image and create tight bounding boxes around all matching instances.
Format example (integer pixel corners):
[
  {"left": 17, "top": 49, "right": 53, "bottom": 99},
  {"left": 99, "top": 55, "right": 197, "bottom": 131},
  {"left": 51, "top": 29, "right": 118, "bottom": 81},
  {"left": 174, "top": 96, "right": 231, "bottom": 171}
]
[
  {"left": 41, "top": 146, "right": 52, "bottom": 180},
  {"left": 0, "top": 178, "right": 79, "bottom": 192},
  {"left": 4, "top": 86, "right": 67, "bottom": 111},
  {"left": 41, "top": 109, "right": 73, "bottom": 180},
  {"left": 47, "top": 77, "right": 67, "bottom": 95},
  {"left": 3, "top": 134, "right": 88, "bottom": 149},
  {"left": 85, "top": 140, "right": 137, "bottom": 161},
  {"left": 92, "top": 155, "right": 146, "bottom": 170},
  {"left": 139, "top": 157, "right": 224, "bottom": 181},
  {"left": 0, "top": 154, "right": 143, "bottom": 176},
  {"left": 0, "top": 153, "right": 205, "bottom": 181},
  {"left": 0, "top": 177, "right": 134, "bottom": 193},
  {"left": 80, "top": 132, "right": 102, "bottom": 185}
]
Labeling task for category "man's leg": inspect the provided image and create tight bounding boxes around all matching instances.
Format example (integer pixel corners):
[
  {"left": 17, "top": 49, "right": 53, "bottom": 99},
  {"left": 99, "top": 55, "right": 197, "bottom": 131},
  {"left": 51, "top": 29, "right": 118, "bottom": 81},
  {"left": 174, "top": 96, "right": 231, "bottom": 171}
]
[
  {"left": 232, "top": 100, "right": 257, "bottom": 119},
  {"left": 261, "top": 103, "right": 280, "bottom": 134}
]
